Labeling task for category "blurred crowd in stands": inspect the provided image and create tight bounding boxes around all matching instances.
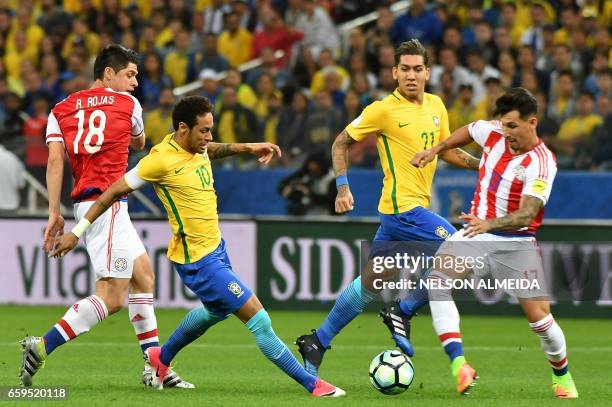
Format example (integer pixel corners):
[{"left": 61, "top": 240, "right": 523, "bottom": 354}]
[{"left": 0, "top": 0, "right": 610, "bottom": 202}]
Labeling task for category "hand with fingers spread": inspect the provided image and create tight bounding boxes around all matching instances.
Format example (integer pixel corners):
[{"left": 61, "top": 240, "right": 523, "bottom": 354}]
[
  {"left": 335, "top": 185, "right": 354, "bottom": 213},
  {"left": 248, "top": 143, "right": 282, "bottom": 165},
  {"left": 50, "top": 232, "right": 79, "bottom": 258},
  {"left": 43, "top": 213, "right": 65, "bottom": 252},
  {"left": 459, "top": 212, "right": 491, "bottom": 238}
]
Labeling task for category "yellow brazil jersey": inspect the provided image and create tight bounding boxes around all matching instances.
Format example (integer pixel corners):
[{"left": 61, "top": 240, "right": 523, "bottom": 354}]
[
  {"left": 346, "top": 90, "right": 450, "bottom": 214},
  {"left": 137, "top": 134, "right": 221, "bottom": 264}
]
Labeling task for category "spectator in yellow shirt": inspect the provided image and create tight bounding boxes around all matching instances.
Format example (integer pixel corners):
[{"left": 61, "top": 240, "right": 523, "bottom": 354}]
[
  {"left": 310, "top": 49, "right": 349, "bottom": 96},
  {"left": 557, "top": 91, "right": 603, "bottom": 144},
  {"left": 62, "top": 18, "right": 100, "bottom": 60},
  {"left": 253, "top": 73, "right": 282, "bottom": 120},
  {"left": 223, "top": 69, "right": 257, "bottom": 110},
  {"left": 448, "top": 83, "right": 487, "bottom": 156},
  {"left": 4, "top": 30, "right": 38, "bottom": 87},
  {"left": 448, "top": 83, "right": 487, "bottom": 131},
  {"left": 554, "top": 91, "right": 603, "bottom": 168},
  {"left": 217, "top": 11, "right": 253, "bottom": 68},
  {"left": 6, "top": 6, "right": 44, "bottom": 56},
  {"left": 164, "top": 30, "right": 201, "bottom": 87},
  {"left": 144, "top": 88, "right": 176, "bottom": 147}
]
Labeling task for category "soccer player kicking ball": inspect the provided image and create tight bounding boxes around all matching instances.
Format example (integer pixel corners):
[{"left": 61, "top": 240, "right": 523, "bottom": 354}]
[
  {"left": 51, "top": 96, "right": 345, "bottom": 397},
  {"left": 20, "top": 44, "right": 191, "bottom": 388},
  {"left": 411, "top": 87, "right": 578, "bottom": 398},
  {"left": 295, "top": 39, "right": 479, "bottom": 376}
]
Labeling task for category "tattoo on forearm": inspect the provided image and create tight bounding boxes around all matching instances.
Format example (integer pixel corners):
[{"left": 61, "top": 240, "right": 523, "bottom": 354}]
[
  {"left": 453, "top": 149, "right": 480, "bottom": 170},
  {"left": 207, "top": 143, "right": 237, "bottom": 159},
  {"left": 487, "top": 196, "right": 543, "bottom": 231},
  {"left": 332, "top": 130, "right": 356, "bottom": 176}
]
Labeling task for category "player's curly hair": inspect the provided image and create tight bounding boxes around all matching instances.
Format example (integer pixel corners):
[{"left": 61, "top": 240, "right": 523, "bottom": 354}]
[
  {"left": 93, "top": 44, "right": 139, "bottom": 80},
  {"left": 172, "top": 96, "right": 214, "bottom": 130},
  {"left": 394, "top": 39, "right": 429, "bottom": 67},
  {"left": 493, "top": 87, "right": 538, "bottom": 119}
]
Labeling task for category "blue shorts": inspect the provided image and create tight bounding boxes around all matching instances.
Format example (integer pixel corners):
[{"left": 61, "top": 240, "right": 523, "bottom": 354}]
[
  {"left": 370, "top": 207, "right": 457, "bottom": 259},
  {"left": 374, "top": 207, "right": 456, "bottom": 242},
  {"left": 174, "top": 238, "right": 253, "bottom": 318}
]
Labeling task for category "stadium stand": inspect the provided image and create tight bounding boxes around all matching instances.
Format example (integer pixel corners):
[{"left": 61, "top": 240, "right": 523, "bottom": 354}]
[{"left": 0, "top": 0, "right": 610, "bottom": 215}]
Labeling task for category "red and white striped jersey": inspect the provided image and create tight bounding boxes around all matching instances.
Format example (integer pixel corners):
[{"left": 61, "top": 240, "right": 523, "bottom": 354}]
[
  {"left": 46, "top": 87, "right": 144, "bottom": 202},
  {"left": 468, "top": 120, "right": 557, "bottom": 235}
]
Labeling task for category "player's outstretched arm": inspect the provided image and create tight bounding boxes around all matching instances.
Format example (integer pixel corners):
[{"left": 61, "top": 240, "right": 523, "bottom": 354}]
[
  {"left": 412, "top": 125, "right": 475, "bottom": 168},
  {"left": 331, "top": 130, "right": 357, "bottom": 213},
  {"left": 439, "top": 148, "right": 480, "bottom": 170},
  {"left": 50, "top": 177, "right": 135, "bottom": 258},
  {"left": 43, "top": 142, "right": 66, "bottom": 252},
  {"left": 207, "top": 142, "right": 281, "bottom": 164},
  {"left": 459, "top": 195, "right": 543, "bottom": 237}
]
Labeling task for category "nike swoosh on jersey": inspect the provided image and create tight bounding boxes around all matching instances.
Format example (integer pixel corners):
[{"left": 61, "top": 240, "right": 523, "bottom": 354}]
[
  {"left": 174, "top": 167, "right": 185, "bottom": 174},
  {"left": 398, "top": 122, "right": 409, "bottom": 128}
]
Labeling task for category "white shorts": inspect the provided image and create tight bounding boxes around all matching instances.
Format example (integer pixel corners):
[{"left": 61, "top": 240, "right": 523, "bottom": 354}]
[
  {"left": 74, "top": 200, "right": 146, "bottom": 281},
  {"left": 436, "top": 229, "right": 547, "bottom": 298}
]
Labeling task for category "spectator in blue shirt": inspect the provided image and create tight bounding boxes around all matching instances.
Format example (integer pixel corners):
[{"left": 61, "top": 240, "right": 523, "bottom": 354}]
[{"left": 390, "top": 0, "right": 442, "bottom": 46}]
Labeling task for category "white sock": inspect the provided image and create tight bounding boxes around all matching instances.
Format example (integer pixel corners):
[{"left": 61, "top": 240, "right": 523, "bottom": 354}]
[
  {"left": 128, "top": 293, "right": 159, "bottom": 352},
  {"left": 529, "top": 314, "right": 568, "bottom": 373},
  {"left": 55, "top": 295, "right": 109, "bottom": 340}
]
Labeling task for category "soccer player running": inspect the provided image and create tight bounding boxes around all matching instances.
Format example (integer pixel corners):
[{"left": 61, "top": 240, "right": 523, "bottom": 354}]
[
  {"left": 411, "top": 87, "right": 578, "bottom": 398},
  {"left": 20, "top": 45, "right": 191, "bottom": 389},
  {"left": 51, "top": 96, "right": 346, "bottom": 397},
  {"left": 295, "top": 39, "right": 479, "bottom": 384}
]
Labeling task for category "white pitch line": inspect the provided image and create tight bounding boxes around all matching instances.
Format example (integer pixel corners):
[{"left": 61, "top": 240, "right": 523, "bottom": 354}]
[{"left": 1, "top": 342, "right": 610, "bottom": 352}]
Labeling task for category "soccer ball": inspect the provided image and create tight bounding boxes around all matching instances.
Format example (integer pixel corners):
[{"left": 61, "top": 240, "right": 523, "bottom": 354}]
[{"left": 369, "top": 350, "right": 414, "bottom": 395}]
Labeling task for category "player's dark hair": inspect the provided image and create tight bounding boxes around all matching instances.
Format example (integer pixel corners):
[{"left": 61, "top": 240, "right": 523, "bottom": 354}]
[
  {"left": 394, "top": 39, "right": 429, "bottom": 67},
  {"left": 93, "top": 44, "right": 139, "bottom": 80},
  {"left": 493, "top": 87, "right": 538, "bottom": 119},
  {"left": 172, "top": 96, "right": 214, "bottom": 130}
]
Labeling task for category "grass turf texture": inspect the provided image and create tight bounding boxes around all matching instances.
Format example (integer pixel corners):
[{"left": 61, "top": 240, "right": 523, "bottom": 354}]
[{"left": 0, "top": 305, "right": 610, "bottom": 406}]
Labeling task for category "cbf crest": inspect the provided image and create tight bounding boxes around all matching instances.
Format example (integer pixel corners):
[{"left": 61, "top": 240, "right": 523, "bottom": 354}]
[
  {"left": 228, "top": 281, "right": 244, "bottom": 297},
  {"left": 432, "top": 116, "right": 440, "bottom": 128}
]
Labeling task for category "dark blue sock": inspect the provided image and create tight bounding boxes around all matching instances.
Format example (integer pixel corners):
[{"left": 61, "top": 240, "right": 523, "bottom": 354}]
[
  {"left": 316, "top": 277, "right": 375, "bottom": 348},
  {"left": 247, "top": 309, "right": 317, "bottom": 392},
  {"left": 553, "top": 366, "right": 569, "bottom": 376},
  {"left": 399, "top": 268, "right": 432, "bottom": 317},
  {"left": 444, "top": 341, "right": 464, "bottom": 362},
  {"left": 160, "top": 306, "right": 224, "bottom": 366},
  {"left": 43, "top": 327, "right": 66, "bottom": 355}
]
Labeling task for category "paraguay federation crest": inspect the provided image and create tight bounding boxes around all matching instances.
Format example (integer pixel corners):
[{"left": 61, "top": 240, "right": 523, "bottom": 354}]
[
  {"left": 114, "top": 257, "right": 128, "bottom": 272},
  {"left": 514, "top": 165, "right": 526, "bottom": 181},
  {"left": 432, "top": 116, "right": 440, "bottom": 128},
  {"left": 228, "top": 281, "right": 244, "bottom": 297}
]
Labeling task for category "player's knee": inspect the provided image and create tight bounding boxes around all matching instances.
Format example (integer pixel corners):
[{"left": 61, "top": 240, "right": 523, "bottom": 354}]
[
  {"left": 131, "top": 256, "right": 155, "bottom": 292},
  {"left": 101, "top": 296, "right": 124, "bottom": 314},
  {"left": 246, "top": 309, "right": 272, "bottom": 334}
]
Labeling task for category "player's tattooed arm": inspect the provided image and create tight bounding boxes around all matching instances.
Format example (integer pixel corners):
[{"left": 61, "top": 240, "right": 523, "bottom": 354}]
[
  {"left": 487, "top": 195, "right": 544, "bottom": 231},
  {"left": 461, "top": 195, "right": 543, "bottom": 237},
  {"left": 332, "top": 130, "right": 358, "bottom": 213},
  {"left": 439, "top": 148, "right": 480, "bottom": 170},
  {"left": 207, "top": 142, "right": 281, "bottom": 164},
  {"left": 331, "top": 130, "right": 357, "bottom": 177},
  {"left": 206, "top": 142, "right": 243, "bottom": 159}
]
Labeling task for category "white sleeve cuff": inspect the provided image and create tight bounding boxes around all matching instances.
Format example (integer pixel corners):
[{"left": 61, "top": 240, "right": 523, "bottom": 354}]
[
  {"left": 124, "top": 166, "right": 147, "bottom": 190},
  {"left": 46, "top": 137, "right": 64, "bottom": 144},
  {"left": 522, "top": 192, "right": 547, "bottom": 205}
]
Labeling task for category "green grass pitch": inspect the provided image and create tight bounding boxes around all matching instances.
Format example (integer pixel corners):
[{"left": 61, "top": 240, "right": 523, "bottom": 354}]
[{"left": 0, "top": 305, "right": 610, "bottom": 406}]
